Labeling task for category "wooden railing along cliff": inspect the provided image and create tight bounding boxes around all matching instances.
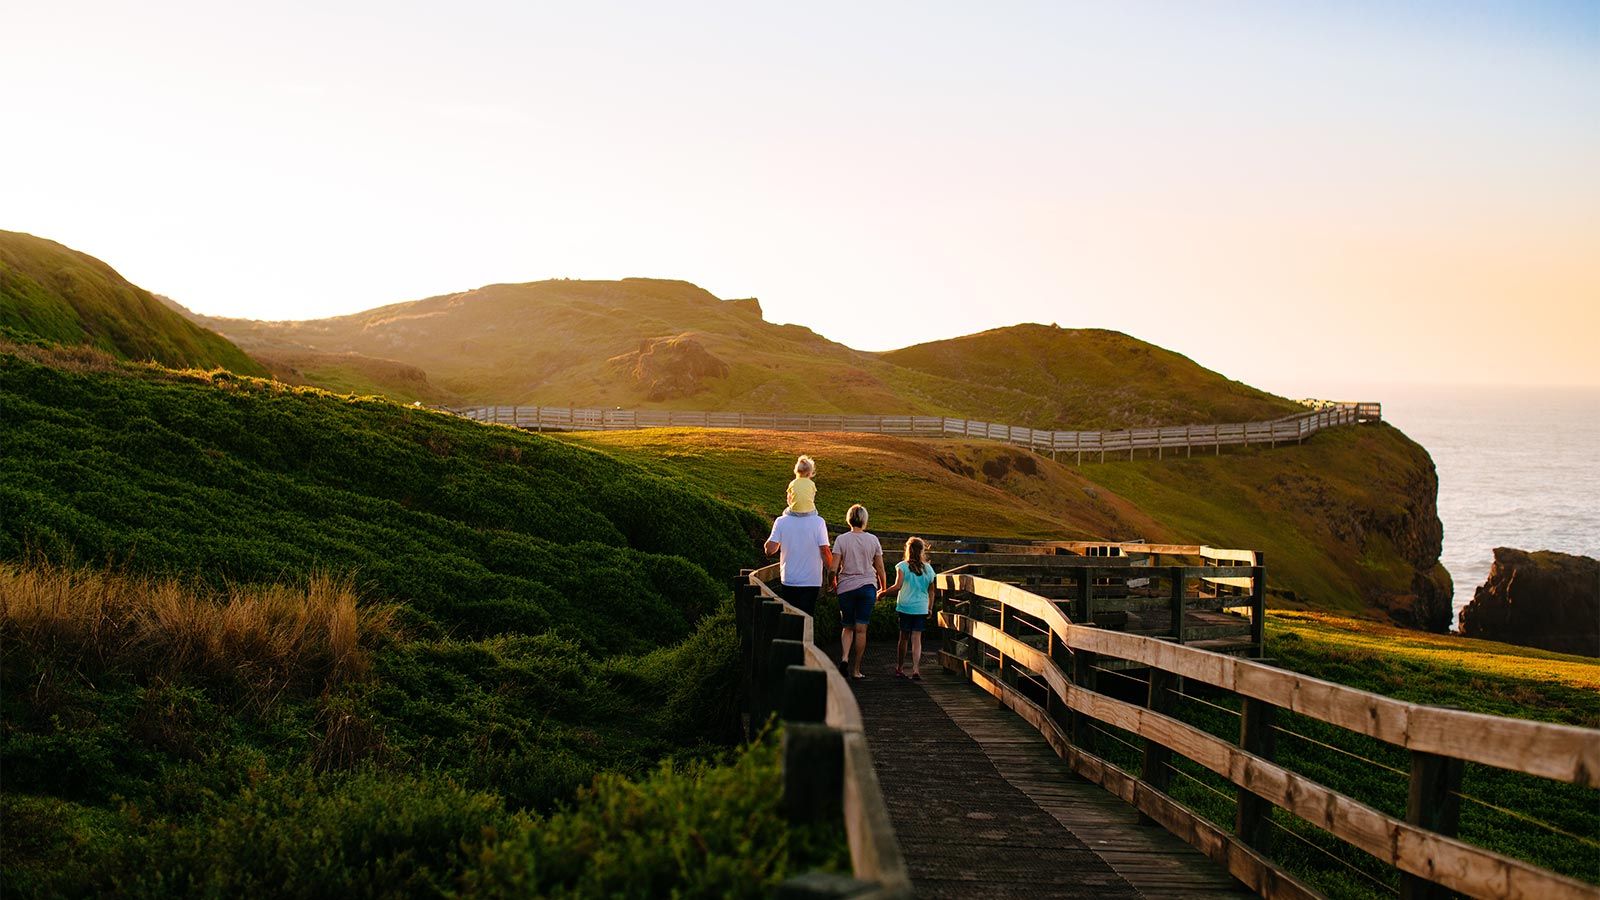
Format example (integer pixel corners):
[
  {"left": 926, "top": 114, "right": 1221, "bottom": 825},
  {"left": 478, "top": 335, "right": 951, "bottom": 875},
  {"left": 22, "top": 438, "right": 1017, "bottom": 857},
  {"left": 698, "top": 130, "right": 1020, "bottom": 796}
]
[
  {"left": 451, "top": 400, "right": 1381, "bottom": 462},
  {"left": 934, "top": 569, "right": 1599, "bottom": 900}
]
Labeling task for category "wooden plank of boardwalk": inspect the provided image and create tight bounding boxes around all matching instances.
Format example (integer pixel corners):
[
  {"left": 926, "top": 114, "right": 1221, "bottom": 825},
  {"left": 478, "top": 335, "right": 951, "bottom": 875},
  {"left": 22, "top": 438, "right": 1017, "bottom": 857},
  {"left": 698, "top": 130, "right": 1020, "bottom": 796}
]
[{"left": 842, "top": 634, "right": 1252, "bottom": 900}]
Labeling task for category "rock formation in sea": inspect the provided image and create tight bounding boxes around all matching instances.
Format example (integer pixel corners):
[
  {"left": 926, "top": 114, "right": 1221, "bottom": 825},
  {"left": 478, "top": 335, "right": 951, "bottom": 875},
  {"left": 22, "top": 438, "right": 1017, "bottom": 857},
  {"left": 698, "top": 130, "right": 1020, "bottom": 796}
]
[{"left": 1457, "top": 547, "right": 1599, "bottom": 657}]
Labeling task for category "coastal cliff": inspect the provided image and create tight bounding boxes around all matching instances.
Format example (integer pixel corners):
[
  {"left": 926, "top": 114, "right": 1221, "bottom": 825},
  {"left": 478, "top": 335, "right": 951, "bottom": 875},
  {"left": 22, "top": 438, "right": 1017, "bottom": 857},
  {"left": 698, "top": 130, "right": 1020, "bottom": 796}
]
[
  {"left": 1079, "top": 422, "right": 1453, "bottom": 630},
  {"left": 1458, "top": 548, "right": 1599, "bottom": 656},
  {"left": 1361, "top": 452, "right": 1455, "bottom": 632}
]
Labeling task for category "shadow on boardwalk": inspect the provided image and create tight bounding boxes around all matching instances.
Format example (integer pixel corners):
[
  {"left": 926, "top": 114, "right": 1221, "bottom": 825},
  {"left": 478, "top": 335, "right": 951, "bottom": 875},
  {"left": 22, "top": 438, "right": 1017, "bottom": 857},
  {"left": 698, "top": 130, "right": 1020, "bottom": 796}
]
[{"left": 833, "top": 631, "right": 1251, "bottom": 900}]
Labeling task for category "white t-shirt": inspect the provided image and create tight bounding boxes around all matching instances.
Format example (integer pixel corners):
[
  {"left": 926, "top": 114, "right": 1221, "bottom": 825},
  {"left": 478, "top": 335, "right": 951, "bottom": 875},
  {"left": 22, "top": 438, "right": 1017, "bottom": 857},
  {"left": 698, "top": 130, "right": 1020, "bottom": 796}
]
[
  {"left": 833, "top": 530, "right": 883, "bottom": 594},
  {"left": 767, "top": 514, "right": 830, "bottom": 587}
]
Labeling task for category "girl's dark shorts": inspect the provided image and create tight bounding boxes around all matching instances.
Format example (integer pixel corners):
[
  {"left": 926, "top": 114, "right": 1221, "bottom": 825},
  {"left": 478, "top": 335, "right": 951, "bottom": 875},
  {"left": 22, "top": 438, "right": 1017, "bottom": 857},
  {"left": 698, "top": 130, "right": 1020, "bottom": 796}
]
[{"left": 898, "top": 612, "right": 927, "bottom": 633}]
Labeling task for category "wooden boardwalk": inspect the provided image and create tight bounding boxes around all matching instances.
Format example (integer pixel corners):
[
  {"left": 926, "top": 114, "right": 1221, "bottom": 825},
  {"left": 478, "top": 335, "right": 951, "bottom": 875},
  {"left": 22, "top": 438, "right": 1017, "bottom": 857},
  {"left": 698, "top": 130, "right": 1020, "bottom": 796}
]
[{"left": 840, "top": 634, "right": 1251, "bottom": 899}]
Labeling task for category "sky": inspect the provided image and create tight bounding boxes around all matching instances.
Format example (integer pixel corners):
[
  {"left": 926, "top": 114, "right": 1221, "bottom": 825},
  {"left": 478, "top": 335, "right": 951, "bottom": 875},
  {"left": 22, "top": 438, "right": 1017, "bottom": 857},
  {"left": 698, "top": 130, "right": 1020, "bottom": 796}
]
[{"left": 4, "top": 0, "right": 1597, "bottom": 394}]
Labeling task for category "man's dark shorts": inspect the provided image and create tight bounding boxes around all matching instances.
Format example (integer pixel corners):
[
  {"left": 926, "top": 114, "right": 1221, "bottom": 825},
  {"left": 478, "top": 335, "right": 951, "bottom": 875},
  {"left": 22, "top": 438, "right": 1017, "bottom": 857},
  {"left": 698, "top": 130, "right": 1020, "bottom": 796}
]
[{"left": 779, "top": 583, "right": 820, "bottom": 618}]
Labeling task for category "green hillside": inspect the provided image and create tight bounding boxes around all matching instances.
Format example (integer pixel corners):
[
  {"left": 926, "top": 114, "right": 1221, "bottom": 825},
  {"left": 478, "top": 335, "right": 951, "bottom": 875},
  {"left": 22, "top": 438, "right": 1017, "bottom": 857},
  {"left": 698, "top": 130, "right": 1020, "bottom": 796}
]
[
  {"left": 566, "top": 421, "right": 1452, "bottom": 629},
  {"left": 0, "top": 340, "right": 842, "bottom": 896},
  {"left": 880, "top": 324, "right": 1302, "bottom": 429},
  {"left": 0, "top": 231, "right": 267, "bottom": 376},
  {"left": 186, "top": 279, "right": 1298, "bottom": 429},
  {"left": 190, "top": 279, "right": 908, "bottom": 413},
  {"left": 1077, "top": 422, "right": 1452, "bottom": 624}
]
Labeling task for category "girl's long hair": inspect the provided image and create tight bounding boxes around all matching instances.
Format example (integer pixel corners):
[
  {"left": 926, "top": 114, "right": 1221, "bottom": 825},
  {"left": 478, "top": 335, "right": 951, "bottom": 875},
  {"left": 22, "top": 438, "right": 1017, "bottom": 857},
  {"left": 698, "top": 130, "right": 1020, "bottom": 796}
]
[{"left": 904, "top": 536, "right": 926, "bottom": 576}]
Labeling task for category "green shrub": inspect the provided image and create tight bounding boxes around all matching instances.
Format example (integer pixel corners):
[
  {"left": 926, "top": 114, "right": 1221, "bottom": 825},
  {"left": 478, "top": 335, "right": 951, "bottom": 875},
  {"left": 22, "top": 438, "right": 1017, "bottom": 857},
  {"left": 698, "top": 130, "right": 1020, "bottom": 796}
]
[
  {"left": 15, "top": 770, "right": 510, "bottom": 899},
  {"left": 459, "top": 737, "right": 848, "bottom": 899},
  {"left": 0, "top": 352, "right": 765, "bottom": 653}
]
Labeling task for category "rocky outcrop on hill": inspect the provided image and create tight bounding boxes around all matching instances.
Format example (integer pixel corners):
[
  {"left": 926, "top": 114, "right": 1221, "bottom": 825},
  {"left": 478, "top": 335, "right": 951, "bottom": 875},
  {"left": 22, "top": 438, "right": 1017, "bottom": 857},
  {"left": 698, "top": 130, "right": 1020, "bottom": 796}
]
[
  {"left": 726, "top": 297, "right": 763, "bottom": 318},
  {"left": 607, "top": 335, "right": 730, "bottom": 401},
  {"left": 1457, "top": 548, "right": 1599, "bottom": 656}
]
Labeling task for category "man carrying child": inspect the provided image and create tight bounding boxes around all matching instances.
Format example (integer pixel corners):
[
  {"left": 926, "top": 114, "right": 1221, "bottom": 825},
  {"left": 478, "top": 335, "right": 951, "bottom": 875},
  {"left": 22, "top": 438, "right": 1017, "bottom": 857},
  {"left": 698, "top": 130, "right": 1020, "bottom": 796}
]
[{"left": 763, "top": 454, "right": 830, "bottom": 616}]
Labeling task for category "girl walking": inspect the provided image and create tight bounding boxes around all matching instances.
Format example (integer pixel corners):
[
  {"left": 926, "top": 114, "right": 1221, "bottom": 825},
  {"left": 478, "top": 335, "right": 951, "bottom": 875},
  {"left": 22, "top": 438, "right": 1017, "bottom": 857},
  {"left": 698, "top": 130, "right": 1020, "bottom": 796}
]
[{"left": 882, "top": 536, "right": 937, "bottom": 680}]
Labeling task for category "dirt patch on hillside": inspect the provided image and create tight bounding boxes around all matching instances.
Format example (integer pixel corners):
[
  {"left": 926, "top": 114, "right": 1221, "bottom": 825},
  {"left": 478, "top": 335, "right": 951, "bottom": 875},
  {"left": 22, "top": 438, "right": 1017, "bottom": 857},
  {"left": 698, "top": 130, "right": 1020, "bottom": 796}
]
[{"left": 606, "top": 334, "right": 730, "bottom": 401}]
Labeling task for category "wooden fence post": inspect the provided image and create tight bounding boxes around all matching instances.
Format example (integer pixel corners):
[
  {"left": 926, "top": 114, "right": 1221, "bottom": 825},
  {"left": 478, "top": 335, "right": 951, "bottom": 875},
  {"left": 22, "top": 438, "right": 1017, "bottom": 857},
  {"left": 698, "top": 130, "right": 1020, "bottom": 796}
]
[
  {"left": 1139, "top": 667, "right": 1177, "bottom": 826},
  {"left": 1077, "top": 571, "right": 1095, "bottom": 625},
  {"left": 1168, "top": 566, "right": 1186, "bottom": 645},
  {"left": 778, "top": 610, "right": 806, "bottom": 643},
  {"left": 1235, "top": 697, "right": 1278, "bottom": 857},
  {"left": 767, "top": 639, "right": 808, "bottom": 720},
  {"left": 998, "top": 602, "right": 1013, "bottom": 685},
  {"left": 781, "top": 722, "right": 844, "bottom": 824},
  {"left": 754, "top": 601, "right": 785, "bottom": 727},
  {"left": 1399, "top": 751, "right": 1465, "bottom": 900},
  {"left": 783, "top": 666, "right": 829, "bottom": 724},
  {"left": 1071, "top": 648, "right": 1098, "bottom": 751},
  {"left": 1250, "top": 563, "right": 1266, "bottom": 657},
  {"left": 733, "top": 573, "right": 759, "bottom": 734}
]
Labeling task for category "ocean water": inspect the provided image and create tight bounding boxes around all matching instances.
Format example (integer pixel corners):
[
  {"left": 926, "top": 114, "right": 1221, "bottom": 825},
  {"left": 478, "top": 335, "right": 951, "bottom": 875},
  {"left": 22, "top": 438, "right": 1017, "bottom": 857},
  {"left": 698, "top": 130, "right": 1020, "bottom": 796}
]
[{"left": 1375, "top": 385, "right": 1600, "bottom": 629}]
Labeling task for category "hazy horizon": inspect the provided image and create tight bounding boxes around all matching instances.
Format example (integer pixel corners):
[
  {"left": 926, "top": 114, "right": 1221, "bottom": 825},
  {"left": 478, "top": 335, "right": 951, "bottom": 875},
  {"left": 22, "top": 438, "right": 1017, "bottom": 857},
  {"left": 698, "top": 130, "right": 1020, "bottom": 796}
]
[{"left": 5, "top": 1, "right": 1596, "bottom": 391}]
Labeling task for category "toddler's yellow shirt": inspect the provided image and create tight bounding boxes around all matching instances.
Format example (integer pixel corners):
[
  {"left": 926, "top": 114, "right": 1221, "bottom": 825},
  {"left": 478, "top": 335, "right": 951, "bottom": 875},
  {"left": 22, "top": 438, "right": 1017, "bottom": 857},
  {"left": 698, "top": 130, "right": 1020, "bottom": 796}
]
[{"left": 787, "top": 476, "right": 816, "bottom": 513}]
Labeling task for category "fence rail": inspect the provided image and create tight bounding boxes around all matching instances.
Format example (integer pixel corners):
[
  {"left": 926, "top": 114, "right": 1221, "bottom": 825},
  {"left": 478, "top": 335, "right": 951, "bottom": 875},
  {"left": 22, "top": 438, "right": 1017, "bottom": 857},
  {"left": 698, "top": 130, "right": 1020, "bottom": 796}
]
[
  {"left": 735, "top": 566, "right": 911, "bottom": 900},
  {"left": 449, "top": 400, "right": 1382, "bottom": 462},
  {"left": 936, "top": 571, "right": 1600, "bottom": 900}
]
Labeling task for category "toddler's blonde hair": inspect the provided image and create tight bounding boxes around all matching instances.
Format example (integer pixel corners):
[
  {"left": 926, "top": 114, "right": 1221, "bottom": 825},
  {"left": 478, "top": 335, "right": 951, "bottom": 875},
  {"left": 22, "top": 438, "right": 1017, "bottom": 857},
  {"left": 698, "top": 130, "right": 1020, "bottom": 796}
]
[{"left": 794, "top": 455, "right": 815, "bottom": 477}]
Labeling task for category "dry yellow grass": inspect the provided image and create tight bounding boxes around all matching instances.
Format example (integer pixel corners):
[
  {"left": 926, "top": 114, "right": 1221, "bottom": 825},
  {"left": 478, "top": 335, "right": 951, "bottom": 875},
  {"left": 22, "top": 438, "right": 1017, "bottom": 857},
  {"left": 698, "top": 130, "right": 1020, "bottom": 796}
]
[{"left": 0, "top": 562, "right": 395, "bottom": 705}]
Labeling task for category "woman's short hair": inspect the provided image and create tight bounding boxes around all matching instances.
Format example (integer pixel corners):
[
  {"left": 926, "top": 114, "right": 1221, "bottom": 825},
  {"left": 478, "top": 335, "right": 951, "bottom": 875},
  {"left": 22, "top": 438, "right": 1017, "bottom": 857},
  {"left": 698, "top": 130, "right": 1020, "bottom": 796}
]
[
  {"left": 847, "top": 503, "right": 868, "bottom": 528},
  {"left": 794, "top": 455, "right": 815, "bottom": 477}
]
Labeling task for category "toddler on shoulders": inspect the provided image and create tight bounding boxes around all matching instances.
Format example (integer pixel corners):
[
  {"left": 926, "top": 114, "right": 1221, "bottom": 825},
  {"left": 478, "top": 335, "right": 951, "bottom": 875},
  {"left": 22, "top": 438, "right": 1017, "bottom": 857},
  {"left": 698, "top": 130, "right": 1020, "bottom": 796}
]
[{"left": 784, "top": 455, "right": 818, "bottom": 517}]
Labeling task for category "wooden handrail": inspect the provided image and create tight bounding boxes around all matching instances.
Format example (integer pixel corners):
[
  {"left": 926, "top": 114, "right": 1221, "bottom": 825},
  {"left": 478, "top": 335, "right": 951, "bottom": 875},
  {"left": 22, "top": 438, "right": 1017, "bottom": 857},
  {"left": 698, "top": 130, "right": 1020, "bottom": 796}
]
[
  {"left": 941, "top": 573, "right": 1600, "bottom": 786},
  {"left": 448, "top": 400, "right": 1381, "bottom": 462},
  {"left": 937, "top": 572, "right": 1600, "bottom": 900},
  {"left": 745, "top": 564, "right": 911, "bottom": 898}
]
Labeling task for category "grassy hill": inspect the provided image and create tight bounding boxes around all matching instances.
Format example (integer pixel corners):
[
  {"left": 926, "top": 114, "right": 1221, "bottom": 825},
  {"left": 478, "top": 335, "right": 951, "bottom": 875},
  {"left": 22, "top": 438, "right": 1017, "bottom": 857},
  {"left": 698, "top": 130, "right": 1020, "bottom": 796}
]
[
  {"left": 880, "top": 324, "right": 1302, "bottom": 429},
  {"left": 565, "top": 421, "right": 1451, "bottom": 628},
  {"left": 0, "top": 231, "right": 267, "bottom": 377},
  {"left": 186, "top": 278, "right": 1299, "bottom": 429},
  {"left": 559, "top": 428, "right": 1171, "bottom": 541},
  {"left": 190, "top": 279, "right": 911, "bottom": 413},
  {"left": 0, "top": 340, "right": 843, "bottom": 896}
]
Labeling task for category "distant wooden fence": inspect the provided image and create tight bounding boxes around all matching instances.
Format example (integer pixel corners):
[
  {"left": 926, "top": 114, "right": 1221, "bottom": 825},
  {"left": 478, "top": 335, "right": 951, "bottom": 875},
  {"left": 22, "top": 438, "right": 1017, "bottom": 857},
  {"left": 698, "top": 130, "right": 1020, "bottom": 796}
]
[
  {"left": 735, "top": 566, "right": 911, "bottom": 900},
  {"left": 936, "top": 572, "right": 1600, "bottom": 900},
  {"left": 449, "top": 401, "right": 1382, "bottom": 462}
]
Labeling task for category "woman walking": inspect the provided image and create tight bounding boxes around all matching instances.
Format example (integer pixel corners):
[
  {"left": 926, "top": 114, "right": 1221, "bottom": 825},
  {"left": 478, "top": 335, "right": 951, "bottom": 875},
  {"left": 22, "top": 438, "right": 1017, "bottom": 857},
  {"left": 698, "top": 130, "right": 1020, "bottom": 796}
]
[
  {"left": 881, "top": 536, "right": 936, "bottom": 680},
  {"left": 832, "top": 504, "right": 886, "bottom": 680}
]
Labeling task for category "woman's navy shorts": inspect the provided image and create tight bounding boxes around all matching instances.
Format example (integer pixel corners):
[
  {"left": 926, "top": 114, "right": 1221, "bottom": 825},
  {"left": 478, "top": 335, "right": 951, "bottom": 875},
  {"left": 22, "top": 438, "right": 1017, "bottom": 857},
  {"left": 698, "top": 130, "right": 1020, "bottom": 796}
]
[
  {"left": 898, "top": 612, "right": 927, "bottom": 633},
  {"left": 838, "top": 584, "right": 877, "bottom": 626}
]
